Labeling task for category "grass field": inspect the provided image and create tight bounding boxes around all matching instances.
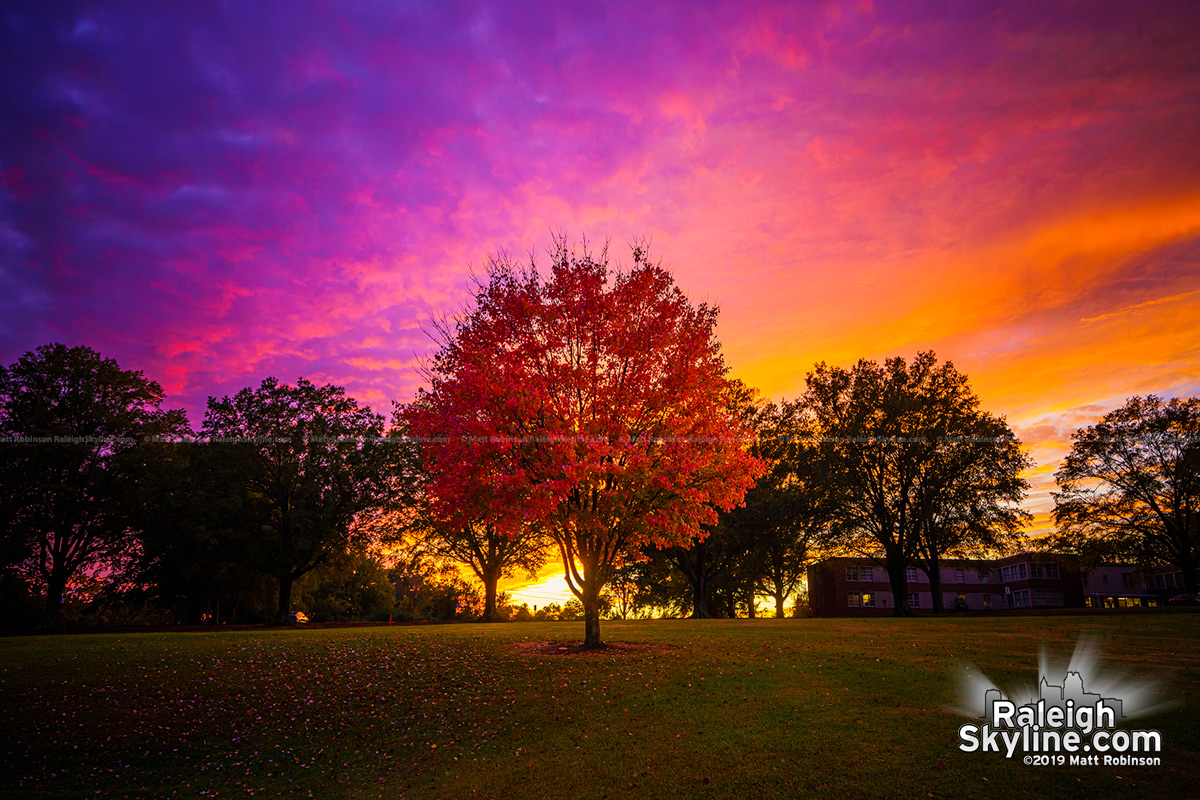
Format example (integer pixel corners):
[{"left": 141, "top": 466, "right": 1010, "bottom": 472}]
[{"left": 1, "top": 613, "right": 1197, "bottom": 799}]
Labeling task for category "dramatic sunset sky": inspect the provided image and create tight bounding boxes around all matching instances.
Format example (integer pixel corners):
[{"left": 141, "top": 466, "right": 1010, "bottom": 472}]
[{"left": 3, "top": 1, "right": 1199, "bottom": 606}]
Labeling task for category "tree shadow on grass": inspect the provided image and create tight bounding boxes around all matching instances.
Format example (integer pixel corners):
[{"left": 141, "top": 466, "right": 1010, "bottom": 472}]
[{"left": 513, "top": 639, "right": 676, "bottom": 657}]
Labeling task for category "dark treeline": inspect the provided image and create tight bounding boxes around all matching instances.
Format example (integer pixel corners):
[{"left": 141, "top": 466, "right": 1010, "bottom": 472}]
[{"left": 1, "top": 343, "right": 1197, "bottom": 631}]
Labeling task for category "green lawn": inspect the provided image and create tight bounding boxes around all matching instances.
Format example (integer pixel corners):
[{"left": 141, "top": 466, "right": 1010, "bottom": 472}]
[{"left": 1, "top": 613, "right": 1196, "bottom": 799}]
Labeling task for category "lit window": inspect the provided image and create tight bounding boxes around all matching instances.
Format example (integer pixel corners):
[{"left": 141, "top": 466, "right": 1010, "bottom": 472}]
[
  {"left": 847, "top": 592, "right": 860, "bottom": 608},
  {"left": 862, "top": 593, "right": 875, "bottom": 608},
  {"left": 983, "top": 595, "right": 992, "bottom": 609}
]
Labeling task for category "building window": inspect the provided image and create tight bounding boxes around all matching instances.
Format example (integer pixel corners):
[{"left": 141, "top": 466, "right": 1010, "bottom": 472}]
[
  {"left": 908, "top": 592, "right": 920, "bottom": 608},
  {"left": 1017, "top": 563, "right": 1027, "bottom": 580},
  {"left": 846, "top": 565, "right": 859, "bottom": 581},
  {"left": 1155, "top": 575, "right": 1165, "bottom": 589},
  {"left": 1029, "top": 563, "right": 1060, "bottom": 580},
  {"left": 1082, "top": 572, "right": 1089, "bottom": 586},
  {"left": 861, "top": 593, "right": 875, "bottom": 608},
  {"left": 862, "top": 567, "right": 873, "bottom": 582},
  {"left": 847, "top": 592, "right": 860, "bottom": 608},
  {"left": 955, "top": 568, "right": 965, "bottom": 583},
  {"left": 1048, "top": 590, "right": 1063, "bottom": 606},
  {"left": 979, "top": 570, "right": 990, "bottom": 584},
  {"left": 983, "top": 594, "right": 992, "bottom": 609},
  {"left": 1121, "top": 573, "right": 1133, "bottom": 588},
  {"left": 1102, "top": 575, "right": 1109, "bottom": 585},
  {"left": 906, "top": 568, "right": 918, "bottom": 582},
  {"left": 957, "top": 593, "right": 967, "bottom": 608},
  {"left": 1033, "top": 590, "right": 1047, "bottom": 606}
]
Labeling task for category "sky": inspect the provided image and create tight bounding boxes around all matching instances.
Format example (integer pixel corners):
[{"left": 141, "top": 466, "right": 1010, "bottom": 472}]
[{"left": 3, "top": 1, "right": 1199, "bottom": 608}]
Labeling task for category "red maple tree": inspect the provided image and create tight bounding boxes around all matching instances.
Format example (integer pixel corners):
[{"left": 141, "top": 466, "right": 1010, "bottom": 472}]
[{"left": 405, "top": 239, "right": 765, "bottom": 646}]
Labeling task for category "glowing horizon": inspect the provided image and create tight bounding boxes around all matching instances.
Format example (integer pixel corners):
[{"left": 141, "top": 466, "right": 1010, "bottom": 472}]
[{"left": 4, "top": 2, "right": 1199, "bottom": 608}]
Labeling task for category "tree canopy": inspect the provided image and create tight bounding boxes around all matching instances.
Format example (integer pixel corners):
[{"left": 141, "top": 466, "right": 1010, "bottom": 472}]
[
  {"left": 801, "top": 351, "right": 1030, "bottom": 615},
  {"left": 1053, "top": 394, "right": 1200, "bottom": 593},
  {"left": 201, "top": 377, "right": 393, "bottom": 623},
  {"left": 0, "top": 343, "right": 188, "bottom": 626},
  {"left": 406, "top": 238, "right": 765, "bottom": 646}
]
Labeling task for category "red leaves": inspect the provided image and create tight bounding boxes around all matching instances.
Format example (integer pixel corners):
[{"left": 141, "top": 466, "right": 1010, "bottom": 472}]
[
  {"left": 404, "top": 239, "right": 765, "bottom": 641},
  {"left": 407, "top": 240, "right": 763, "bottom": 550}
]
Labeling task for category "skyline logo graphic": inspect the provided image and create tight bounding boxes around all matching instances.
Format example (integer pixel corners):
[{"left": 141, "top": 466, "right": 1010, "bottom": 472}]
[{"left": 952, "top": 637, "right": 1173, "bottom": 765}]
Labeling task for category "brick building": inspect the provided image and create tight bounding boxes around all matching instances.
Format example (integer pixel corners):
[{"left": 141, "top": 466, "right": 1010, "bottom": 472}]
[{"left": 807, "top": 552, "right": 1086, "bottom": 616}]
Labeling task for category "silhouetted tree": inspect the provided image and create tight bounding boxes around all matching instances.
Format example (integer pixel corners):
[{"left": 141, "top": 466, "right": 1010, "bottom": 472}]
[
  {"left": 0, "top": 344, "right": 188, "bottom": 628},
  {"left": 297, "top": 548, "right": 396, "bottom": 622},
  {"left": 201, "top": 377, "right": 393, "bottom": 624},
  {"left": 604, "top": 561, "right": 641, "bottom": 619},
  {"left": 802, "top": 352, "right": 1028, "bottom": 616},
  {"left": 133, "top": 440, "right": 267, "bottom": 623},
  {"left": 910, "top": 409, "right": 1031, "bottom": 611},
  {"left": 1054, "top": 395, "right": 1200, "bottom": 593},
  {"left": 735, "top": 399, "right": 827, "bottom": 618}
]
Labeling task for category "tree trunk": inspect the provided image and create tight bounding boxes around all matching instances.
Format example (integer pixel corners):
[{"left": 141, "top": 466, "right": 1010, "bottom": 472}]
[
  {"left": 583, "top": 600, "right": 602, "bottom": 648},
  {"left": 774, "top": 591, "right": 786, "bottom": 618},
  {"left": 276, "top": 576, "right": 293, "bottom": 624},
  {"left": 482, "top": 569, "right": 500, "bottom": 622},
  {"left": 746, "top": 589, "right": 757, "bottom": 618},
  {"left": 690, "top": 568, "right": 711, "bottom": 619},
  {"left": 42, "top": 571, "right": 67, "bottom": 631},
  {"left": 885, "top": 556, "right": 913, "bottom": 617},
  {"left": 1178, "top": 548, "right": 1198, "bottom": 594},
  {"left": 926, "top": 554, "right": 944, "bottom": 613}
]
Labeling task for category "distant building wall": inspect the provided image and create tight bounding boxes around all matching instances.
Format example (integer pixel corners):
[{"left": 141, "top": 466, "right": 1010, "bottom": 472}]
[{"left": 808, "top": 552, "right": 1093, "bottom": 617}]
